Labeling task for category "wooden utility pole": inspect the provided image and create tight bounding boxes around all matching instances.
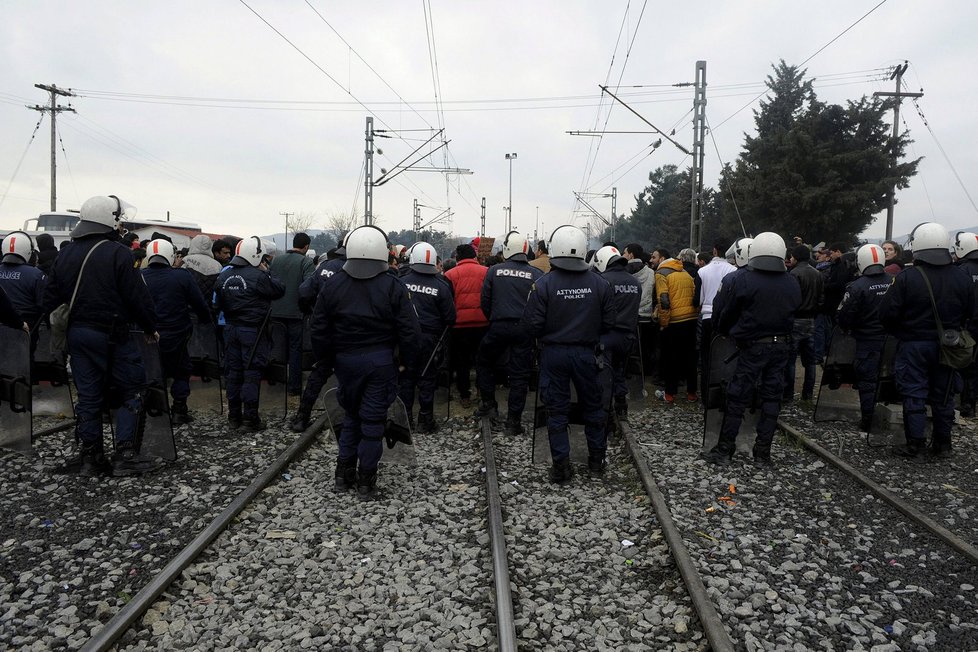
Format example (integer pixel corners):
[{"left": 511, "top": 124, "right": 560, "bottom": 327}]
[
  {"left": 873, "top": 62, "right": 922, "bottom": 240},
  {"left": 28, "top": 83, "right": 75, "bottom": 212}
]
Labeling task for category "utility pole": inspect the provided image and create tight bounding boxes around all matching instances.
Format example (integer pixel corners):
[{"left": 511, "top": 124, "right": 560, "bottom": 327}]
[
  {"left": 505, "top": 152, "right": 517, "bottom": 232},
  {"left": 535, "top": 206, "right": 539, "bottom": 243},
  {"left": 364, "top": 117, "right": 374, "bottom": 225},
  {"left": 280, "top": 212, "right": 294, "bottom": 250},
  {"left": 28, "top": 83, "right": 75, "bottom": 212},
  {"left": 611, "top": 188, "right": 617, "bottom": 243},
  {"left": 873, "top": 62, "right": 922, "bottom": 240},
  {"left": 413, "top": 199, "right": 420, "bottom": 235},
  {"left": 689, "top": 61, "right": 707, "bottom": 251},
  {"left": 480, "top": 197, "right": 486, "bottom": 237}
]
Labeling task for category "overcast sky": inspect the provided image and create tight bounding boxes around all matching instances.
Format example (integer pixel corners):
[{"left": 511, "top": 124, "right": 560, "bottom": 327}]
[{"left": 1, "top": 1, "right": 975, "bottom": 246}]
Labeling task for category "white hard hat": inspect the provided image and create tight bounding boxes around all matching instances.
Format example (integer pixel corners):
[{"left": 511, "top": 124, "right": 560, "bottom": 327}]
[
  {"left": 856, "top": 244, "right": 885, "bottom": 275},
  {"left": 343, "top": 225, "right": 390, "bottom": 279},
  {"left": 146, "top": 239, "right": 176, "bottom": 266},
  {"left": 502, "top": 230, "right": 530, "bottom": 260},
  {"left": 73, "top": 195, "right": 136, "bottom": 238},
  {"left": 953, "top": 231, "right": 978, "bottom": 261},
  {"left": 908, "top": 222, "right": 951, "bottom": 265},
  {"left": 726, "top": 237, "right": 753, "bottom": 268},
  {"left": 1, "top": 231, "right": 33, "bottom": 264},
  {"left": 548, "top": 225, "right": 588, "bottom": 271},
  {"left": 591, "top": 245, "right": 624, "bottom": 273},
  {"left": 408, "top": 241, "right": 438, "bottom": 275},
  {"left": 747, "top": 232, "right": 787, "bottom": 272},
  {"left": 231, "top": 236, "right": 266, "bottom": 267}
]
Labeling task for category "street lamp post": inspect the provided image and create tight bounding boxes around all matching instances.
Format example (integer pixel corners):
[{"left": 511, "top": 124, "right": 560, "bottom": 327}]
[{"left": 505, "top": 152, "right": 517, "bottom": 232}]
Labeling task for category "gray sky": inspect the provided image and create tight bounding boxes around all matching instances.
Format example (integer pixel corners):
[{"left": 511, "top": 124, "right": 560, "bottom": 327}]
[{"left": 1, "top": 1, "right": 975, "bottom": 246}]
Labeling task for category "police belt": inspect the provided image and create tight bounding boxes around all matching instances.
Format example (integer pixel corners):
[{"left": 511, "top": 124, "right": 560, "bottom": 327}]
[{"left": 742, "top": 334, "right": 791, "bottom": 346}]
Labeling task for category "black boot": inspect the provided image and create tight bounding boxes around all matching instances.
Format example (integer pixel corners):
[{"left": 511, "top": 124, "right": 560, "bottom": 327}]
[
  {"left": 588, "top": 450, "right": 607, "bottom": 475},
  {"left": 960, "top": 403, "right": 975, "bottom": 418},
  {"left": 78, "top": 440, "right": 112, "bottom": 477},
  {"left": 701, "top": 444, "right": 733, "bottom": 466},
  {"left": 112, "top": 440, "right": 163, "bottom": 477},
  {"left": 290, "top": 408, "right": 311, "bottom": 433},
  {"left": 895, "top": 438, "right": 925, "bottom": 458},
  {"left": 475, "top": 399, "right": 498, "bottom": 419},
  {"left": 503, "top": 414, "right": 524, "bottom": 437},
  {"left": 752, "top": 444, "right": 774, "bottom": 468},
  {"left": 549, "top": 458, "right": 573, "bottom": 485},
  {"left": 243, "top": 403, "right": 265, "bottom": 432},
  {"left": 927, "top": 439, "right": 953, "bottom": 459},
  {"left": 228, "top": 403, "right": 243, "bottom": 432},
  {"left": 357, "top": 469, "right": 378, "bottom": 501},
  {"left": 614, "top": 398, "right": 628, "bottom": 419},
  {"left": 334, "top": 457, "right": 357, "bottom": 492},
  {"left": 859, "top": 414, "right": 873, "bottom": 433},
  {"left": 418, "top": 411, "right": 437, "bottom": 434},
  {"left": 171, "top": 399, "right": 193, "bottom": 425}
]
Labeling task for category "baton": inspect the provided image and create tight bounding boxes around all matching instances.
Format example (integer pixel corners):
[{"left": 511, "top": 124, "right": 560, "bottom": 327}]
[
  {"left": 421, "top": 324, "right": 452, "bottom": 378},
  {"left": 245, "top": 307, "right": 273, "bottom": 370}
]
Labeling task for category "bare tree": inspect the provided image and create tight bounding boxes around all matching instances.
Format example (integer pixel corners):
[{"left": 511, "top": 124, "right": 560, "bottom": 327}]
[
  {"left": 322, "top": 207, "right": 360, "bottom": 237},
  {"left": 286, "top": 211, "right": 316, "bottom": 235}
]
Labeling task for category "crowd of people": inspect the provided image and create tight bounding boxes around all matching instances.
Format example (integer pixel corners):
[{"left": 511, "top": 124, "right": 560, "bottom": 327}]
[{"left": 1, "top": 195, "right": 976, "bottom": 489}]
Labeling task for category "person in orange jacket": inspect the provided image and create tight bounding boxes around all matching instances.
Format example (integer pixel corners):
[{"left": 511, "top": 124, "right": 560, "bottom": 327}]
[{"left": 655, "top": 254, "right": 699, "bottom": 403}]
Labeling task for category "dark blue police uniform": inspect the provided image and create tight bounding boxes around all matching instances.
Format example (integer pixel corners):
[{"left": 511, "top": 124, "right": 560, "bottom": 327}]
[
  {"left": 600, "top": 261, "right": 641, "bottom": 411},
  {"left": 836, "top": 270, "right": 893, "bottom": 427},
  {"left": 398, "top": 269, "right": 455, "bottom": 426},
  {"left": 955, "top": 257, "right": 978, "bottom": 416},
  {"left": 879, "top": 263, "right": 975, "bottom": 454},
  {"left": 0, "top": 259, "right": 47, "bottom": 355},
  {"left": 710, "top": 268, "right": 801, "bottom": 462},
  {"left": 475, "top": 256, "right": 543, "bottom": 428},
  {"left": 142, "top": 264, "right": 212, "bottom": 409},
  {"left": 310, "top": 269, "right": 420, "bottom": 485},
  {"left": 523, "top": 267, "right": 615, "bottom": 474},
  {"left": 214, "top": 263, "right": 286, "bottom": 424}
]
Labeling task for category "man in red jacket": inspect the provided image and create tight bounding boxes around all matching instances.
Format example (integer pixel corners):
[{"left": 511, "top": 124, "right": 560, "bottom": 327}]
[{"left": 445, "top": 243, "right": 489, "bottom": 408}]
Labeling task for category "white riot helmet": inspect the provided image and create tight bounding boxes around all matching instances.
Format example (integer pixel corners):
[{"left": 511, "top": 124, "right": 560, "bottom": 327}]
[
  {"left": 231, "top": 236, "right": 266, "bottom": 267},
  {"left": 747, "top": 232, "right": 787, "bottom": 272},
  {"left": 548, "top": 225, "right": 588, "bottom": 271},
  {"left": 72, "top": 195, "right": 136, "bottom": 238},
  {"left": 856, "top": 244, "right": 885, "bottom": 275},
  {"left": 146, "top": 239, "right": 176, "bottom": 266},
  {"left": 908, "top": 222, "right": 951, "bottom": 265},
  {"left": 409, "top": 241, "right": 438, "bottom": 275},
  {"left": 1, "top": 231, "right": 33, "bottom": 264},
  {"left": 726, "top": 237, "right": 753, "bottom": 268},
  {"left": 953, "top": 231, "right": 978, "bottom": 261},
  {"left": 343, "top": 225, "right": 390, "bottom": 279},
  {"left": 502, "top": 230, "right": 530, "bottom": 260},
  {"left": 591, "top": 245, "right": 624, "bottom": 273}
]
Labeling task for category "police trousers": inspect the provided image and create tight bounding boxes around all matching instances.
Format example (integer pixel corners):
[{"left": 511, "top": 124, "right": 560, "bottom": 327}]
[
  {"left": 717, "top": 340, "right": 790, "bottom": 453},
  {"left": 476, "top": 320, "right": 533, "bottom": 418},
  {"left": 894, "top": 340, "right": 960, "bottom": 445},
  {"left": 539, "top": 344, "right": 606, "bottom": 462},
  {"left": 600, "top": 329, "right": 635, "bottom": 402},
  {"left": 399, "top": 331, "right": 441, "bottom": 415},
  {"left": 853, "top": 338, "right": 885, "bottom": 418},
  {"left": 336, "top": 349, "right": 397, "bottom": 473},
  {"left": 159, "top": 328, "right": 192, "bottom": 402},
  {"left": 224, "top": 325, "right": 270, "bottom": 417}
]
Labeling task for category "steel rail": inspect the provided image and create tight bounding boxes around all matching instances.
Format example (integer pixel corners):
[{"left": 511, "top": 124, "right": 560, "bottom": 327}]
[
  {"left": 32, "top": 421, "right": 75, "bottom": 438},
  {"left": 80, "top": 412, "right": 330, "bottom": 652},
  {"left": 620, "top": 421, "right": 736, "bottom": 652},
  {"left": 481, "top": 416, "right": 518, "bottom": 651},
  {"left": 779, "top": 419, "right": 978, "bottom": 566}
]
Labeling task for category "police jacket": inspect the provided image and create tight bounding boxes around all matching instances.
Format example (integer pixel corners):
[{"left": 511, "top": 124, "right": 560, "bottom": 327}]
[
  {"left": 654, "top": 259, "right": 698, "bottom": 328},
  {"left": 445, "top": 258, "right": 488, "bottom": 328},
  {"left": 790, "top": 260, "right": 824, "bottom": 318},
  {"left": 522, "top": 268, "right": 615, "bottom": 346},
  {"left": 298, "top": 256, "right": 345, "bottom": 314},
  {"left": 0, "top": 262, "right": 46, "bottom": 325},
  {"left": 714, "top": 269, "right": 801, "bottom": 343},
  {"left": 214, "top": 263, "right": 286, "bottom": 327},
  {"left": 822, "top": 257, "right": 854, "bottom": 315},
  {"left": 42, "top": 233, "right": 156, "bottom": 335},
  {"left": 142, "top": 264, "right": 211, "bottom": 334},
  {"left": 310, "top": 269, "right": 421, "bottom": 361},
  {"left": 401, "top": 269, "right": 456, "bottom": 334},
  {"left": 878, "top": 263, "right": 975, "bottom": 342},
  {"left": 0, "top": 286, "right": 24, "bottom": 330},
  {"left": 601, "top": 263, "right": 641, "bottom": 333},
  {"left": 481, "top": 257, "right": 543, "bottom": 322},
  {"left": 836, "top": 271, "right": 892, "bottom": 341},
  {"left": 958, "top": 258, "right": 978, "bottom": 336}
]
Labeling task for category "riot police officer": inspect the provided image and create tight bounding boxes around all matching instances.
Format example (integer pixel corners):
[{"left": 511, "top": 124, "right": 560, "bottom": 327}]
[
  {"left": 214, "top": 236, "right": 286, "bottom": 432},
  {"left": 523, "top": 225, "right": 615, "bottom": 483},
  {"left": 290, "top": 235, "right": 347, "bottom": 432},
  {"left": 310, "top": 225, "right": 420, "bottom": 500},
  {"left": 42, "top": 195, "right": 159, "bottom": 476},
  {"left": 952, "top": 231, "right": 978, "bottom": 417},
  {"left": 398, "top": 242, "right": 455, "bottom": 433},
  {"left": 591, "top": 245, "right": 641, "bottom": 418},
  {"left": 0, "top": 231, "right": 46, "bottom": 351},
  {"left": 836, "top": 244, "right": 893, "bottom": 432},
  {"left": 142, "top": 239, "right": 212, "bottom": 424},
  {"left": 711, "top": 237, "right": 753, "bottom": 326},
  {"left": 879, "top": 223, "right": 975, "bottom": 458},
  {"left": 704, "top": 232, "right": 801, "bottom": 467},
  {"left": 475, "top": 231, "right": 543, "bottom": 435},
  {"left": 0, "top": 286, "right": 28, "bottom": 332}
]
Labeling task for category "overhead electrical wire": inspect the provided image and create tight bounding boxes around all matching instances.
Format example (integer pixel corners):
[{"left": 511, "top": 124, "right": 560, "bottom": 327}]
[
  {"left": 0, "top": 115, "right": 44, "bottom": 213},
  {"left": 56, "top": 124, "right": 80, "bottom": 206}
]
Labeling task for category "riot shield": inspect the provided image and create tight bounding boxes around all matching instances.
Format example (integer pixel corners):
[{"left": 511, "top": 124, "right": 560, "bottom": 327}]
[
  {"left": 187, "top": 318, "right": 223, "bottom": 414},
  {"left": 702, "top": 335, "right": 760, "bottom": 454},
  {"left": 321, "top": 387, "right": 416, "bottom": 465},
  {"left": 259, "top": 321, "right": 288, "bottom": 418},
  {"left": 876, "top": 336, "right": 900, "bottom": 405},
  {"left": 813, "top": 328, "right": 861, "bottom": 423},
  {"left": 531, "top": 373, "right": 597, "bottom": 466},
  {"left": 867, "top": 337, "right": 901, "bottom": 447},
  {"left": 624, "top": 331, "right": 650, "bottom": 412},
  {"left": 301, "top": 315, "right": 314, "bottom": 371},
  {"left": 0, "top": 326, "right": 32, "bottom": 454},
  {"left": 31, "top": 321, "right": 73, "bottom": 417},
  {"left": 134, "top": 334, "right": 176, "bottom": 461}
]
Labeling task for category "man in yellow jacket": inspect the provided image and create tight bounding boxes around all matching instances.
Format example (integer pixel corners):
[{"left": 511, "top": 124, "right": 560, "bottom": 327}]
[{"left": 655, "top": 255, "right": 699, "bottom": 403}]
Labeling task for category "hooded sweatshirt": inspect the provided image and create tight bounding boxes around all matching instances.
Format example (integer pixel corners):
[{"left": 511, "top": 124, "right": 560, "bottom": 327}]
[{"left": 182, "top": 235, "right": 222, "bottom": 298}]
